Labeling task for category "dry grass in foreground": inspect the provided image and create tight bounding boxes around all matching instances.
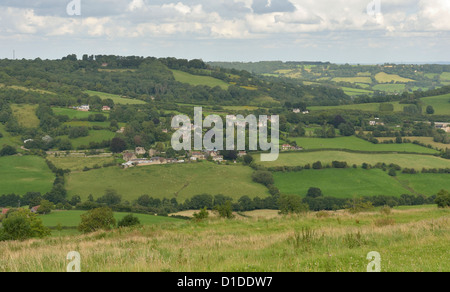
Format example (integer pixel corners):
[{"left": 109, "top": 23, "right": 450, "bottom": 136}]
[{"left": 0, "top": 206, "right": 449, "bottom": 272}]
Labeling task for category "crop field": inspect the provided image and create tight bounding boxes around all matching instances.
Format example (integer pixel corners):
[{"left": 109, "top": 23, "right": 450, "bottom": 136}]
[
  {"left": 10, "top": 104, "right": 40, "bottom": 128},
  {"left": 374, "top": 72, "right": 414, "bottom": 83},
  {"left": 290, "top": 137, "right": 439, "bottom": 154},
  {"left": 373, "top": 84, "right": 406, "bottom": 93},
  {"left": 256, "top": 151, "right": 450, "bottom": 169},
  {"left": 1, "top": 206, "right": 448, "bottom": 272},
  {"left": 420, "top": 93, "right": 450, "bottom": 115},
  {"left": 273, "top": 168, "right": 413, "bottom": 198},
  {"left": 0, "top": 156, "right": 54, "bottom": 196},
  {"left": 65, "top": 162, "right": 270, "bottom": 203},
  {"left": 85, "top": 90, "right": 147, "bottom": 105},
  {"left": 171, "top": 70, "right": 230, "bottom": 90}
]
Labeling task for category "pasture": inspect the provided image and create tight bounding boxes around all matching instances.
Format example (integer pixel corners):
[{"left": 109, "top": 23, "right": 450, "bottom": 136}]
[
  {"left": 290, "top": 136, "right": 439, "bottom": 154},
  {"left": 171, "top": 70, "right": 230, "bottom": 90},
  {"left": 420, "top": 93, "right": 450, "bottom": 115},
  {"left": 53, "top": 107, "right": 108, "bottom": 120},
  {"left": 47, "top": 155, "right": 117, "bottom": 172},
  {"left": 0, "top": 124, "right": 20, "bottom": 147},
  {"left": 373, "top": 84, "right": 406, "bottom": 93},
  {"left": 256, "top": 151, "right": 450, "bottom": 169},
  {"left": 85, "top": 90, "right": 147, "bottom": 105},
  {"left": 309, "top": 101, "right": 403, "bottom": 112},
  {"left": 1, "top": 206, "right": 449, "bottom": 271},
  {"left": 65, "top": 162, "right": 270, "bottom": 202},
  {"left": 57, "top": 130, "right": 116, "bottom": 148},
  {"left": 273, "top": 168, "right": 412, "bottom": 198},
  {"left": 10, "top": 104, "right": 40, "bottom": 128},
  {"left": 375, "top": 72, "right": 414, "bottom": 83},
  {"left": 0, "top": 156, "right": 54, "bottom": 196},
  {"left": 332, "top": 77, "right": 372, "bottom": 84}
]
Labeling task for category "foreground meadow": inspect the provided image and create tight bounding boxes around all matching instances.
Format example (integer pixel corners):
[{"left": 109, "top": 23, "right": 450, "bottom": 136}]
[{"left": 0, "top": 206, "right": 448, "bottom": 272}]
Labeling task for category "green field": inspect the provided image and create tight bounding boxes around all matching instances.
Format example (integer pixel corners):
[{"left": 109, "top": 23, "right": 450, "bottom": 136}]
[
  {"left": 309, "top": 101, "right": 403, "bottom": 112},
  {"left": 171, "top": 70, "right": 230, "bottom": 90},
  {"left": 53, "top": 107, "right": 108, "bottom": 120},
  {"left": 291, "top": 137, "right": 439, "bottom": 154},
  {"left": 257, "top": 151, "right": 450, "bottom": 169},
  {"left": 274, "top": 168, "right": 413, "bottom": 198},
  {"left": 341, "top": 87, "right": 374, "bottom": 96},
  {"left": 375, "top": 72, "right": 414, "bottom": 83},
  {"left": 39, "top": 210, "right": 183, "bottom": 228},
  {"left": 47, "top": 156, "right": 117, "bottom": 172},
  {"left": 396, "top": 173, "right": 450, "bottom": 196},
  {"left": 85, "top": 90, "right": 147, "bottom": 105},
  {"left": 10, "top": 104, "right": 40, "bottom": 128},
  {"left": 377, "top": 136, "right": 449, "bottom": 150},
  {"left": 373, "top": 84, "right": 406, "bottom": 93},
  {"left": 440, "top": 72, "right": 450, "bottom": 81},
  {"left": 0, "top": 124, "right": 20, "bottom": 147},
  {"left": 0, "top": 156, "right": 54, "bottom": 196},
  {"left": 1, "top": 206, "right": 449, "bottom": 271},
  {"left": 66, "top": 163, "right": 270, "bottom": 202},
  {"left": 420, "top": 93, "right": 450, "bottom": 115},
  {"left": 58, "top": 130, "right": 116, "bottom": 148},
  {"left": 332, "top": 77, "right": 372, "bottom": 84}
]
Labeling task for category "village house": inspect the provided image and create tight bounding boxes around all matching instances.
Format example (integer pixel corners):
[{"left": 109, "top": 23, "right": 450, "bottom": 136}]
[
  {"left": 190, "top": 151, "right": 207, "bottom": 160},
  {"left": 148, "top": 149, "right": 159, "bottom": 157},
  {"left": 102, "top": 106, "right": 111, "bottom": 111},
  {"left": 282, "top": 144, "right": 292, "bottom": 151},
  {"left": 435, "top": 122, "right": 450, "bottom": 133},
  {"left": 293, "top": 108, "right": 301, "bottom": 114},
  {"left": 77, "top": 105, "right": 90, "bottom": 112},
  {"left": 135, "top": 147, "right": 146, "bottom": 155},
  {"left": 122, "top": 152, "right": 137, "bottom": 162},
  {"left": 116, "top": 127, "right": 125, "bottom": 134},
  {"left": 212, "top": 155, "right": 224, "bottom": 162},
  {"left": 1, "top": 208, "right": 9, "bottom": 215},
  {"left": 238, "top": 151, "right": 247, "bottom": 157},
  {"left": 30, "top": 205, "right": 40, "bottom": 213}
]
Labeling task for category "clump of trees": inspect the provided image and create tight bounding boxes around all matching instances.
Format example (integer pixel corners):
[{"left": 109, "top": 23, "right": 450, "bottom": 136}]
[{"left": 0, "top": 209, "right": 50, "bottom": 241}]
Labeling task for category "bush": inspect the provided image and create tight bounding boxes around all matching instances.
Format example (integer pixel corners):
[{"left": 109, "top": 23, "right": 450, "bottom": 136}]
[
  {"left": 117, "top": 214, "right": 141, "bottom": 228},
  {"left": 193, "top": 207, "right": 209, "bottom": 221},
  {"left": 251, "top": 171, "right": 274, "bottom": 186},
  {"left": 0, "top": 145, "right": 17, "bottom": 157},
  {"left": 0, "top": 209, "right": 50, "bottom": 241},
  {"left": 215, "top": 201, "right": 234, "bottom": 219},
  {"left": 279, "top": 194, "right": 309, "bottom": 215},
  {"left": 78, "top": 207, "right": 116, "bottom": 233},
  {"left": 435, "top": 190, "right": 450, "bottom": 208}
]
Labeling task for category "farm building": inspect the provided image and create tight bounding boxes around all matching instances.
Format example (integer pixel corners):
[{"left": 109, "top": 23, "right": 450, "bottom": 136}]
[
  {"left": 77, "top": 105, "right": 90, "bottom": 112},
  {"left": 102, "top": 106, "right": 111, "bottom": 111},
  {"left": 135, "top": 147, "right": 146, "bottom": 155},
  {"left": 123, "top": 152, "right": 137, "bottom": 162},
  {"left": 30, "top": 206, "right": 40, "bottom": 213}
]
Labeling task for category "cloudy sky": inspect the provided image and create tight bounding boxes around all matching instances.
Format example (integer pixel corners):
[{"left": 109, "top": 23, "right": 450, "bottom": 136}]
[{"left": 1, "top": 0, "right": 449, "bottom": 63}]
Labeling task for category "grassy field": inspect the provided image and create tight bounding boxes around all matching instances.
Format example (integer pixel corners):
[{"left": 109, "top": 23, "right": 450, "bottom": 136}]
[
  {"left": 58, "top": 130, "right": 116, "bottom": 148},
  {"left": 0, "top": 206, "right": 448, "bottom": 271},
  {"left": 47, "top": 156, "right": 117, "bottom": 172},
  {"left": 0, "top": 124, "right": 20, "bottom": 147},
  {"left": 0, "top": 156, "right": 54, "bottom": 196},
  {"left": 0, "top": 84, "right": 56, "bottom": 95},
  {"left": 65, "top": 162, "right": 270, "bottom": 203},
  {"left": 53, "top": 107, "right": 108, "bottom": 120},
  {"left": 341, "top": 87, "right": 374, "bottom": 96},
  {"left": 377, "top": 137, "right": 449, "bottom": 150},
  {"left": 373, "top": 84, "right": 406, "bottom": 93},
  {"left": 171, "top": 70, "right": 230, "bottom": 90},
  {"left": 395, "top": 173, "right": 450, "bottom": 196},
  {"left": 85, "top": 90, "right": 147, "bottom": 105},
  {"left": 39, "top": 210, "right": 183, "bottom": 228},
  {"left": 10, "top": 104, "right": 40, "bottom": 128},
  {"left": 440, "top": 72, "right": 450, "bottom": 81},
  {"left": 420, "top": 93, "right": 450, "bottom": 115},
  {"left": 309, "top": 101, "right": 403, "bottom": 112},
  {"left": 291, "top": 137, "right": 439, "bottom": 154},
  {"left": 375, "top": 72, "right": 414, "bottom": 83},
  {"left": 332, "top": 77, "right": 372, "bottom": 84},
  {"left": 256, "top": 151, "right": 450, "bottom": 169},
  {"left": 274, "top": 168, "right": 413, "bottom": 198}
]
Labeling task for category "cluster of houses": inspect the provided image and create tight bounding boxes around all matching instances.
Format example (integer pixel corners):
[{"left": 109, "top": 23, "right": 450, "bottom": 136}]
[
  {"left": 1, "top": 205, "right": 40, "bottom": 216},
  {"left": 282, "top": 144, "right": 303, "bottom": 151},
  {"left": 293, "top": 109, "right": 310, "bottom": 114},
  {"left": 435, "top": 122, "right": 450, "bottom": 133},
  {"left": 72, "top": 105, "right": 111, "bottom": 112},
  {"left": 121, "top": 147, "right": 247, "bottom": 168}
]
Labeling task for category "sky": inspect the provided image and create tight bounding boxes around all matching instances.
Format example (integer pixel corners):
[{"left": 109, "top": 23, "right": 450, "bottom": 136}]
[{"left": 0, "top": 0, "right": 449, "bottom": 63}]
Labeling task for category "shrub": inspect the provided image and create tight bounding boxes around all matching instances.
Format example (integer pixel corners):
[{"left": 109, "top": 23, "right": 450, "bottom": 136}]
[
  {"left": 279, "top": 194, "right": 309, "bottom": 215},
  {"left": 193, "top": 207, "right": 209, "bottom": 221},
  {"left": 117, "top": 214, "right": 141, "bottom": 228},
  {"left": 435, "top": 190, "right": 450, "bottom": 208},
  {"left": 0, "top": 209, "right": 50, "bottom": 241},
  {"left": 78, "top": 207, "right": 116, "bottom": 233}
]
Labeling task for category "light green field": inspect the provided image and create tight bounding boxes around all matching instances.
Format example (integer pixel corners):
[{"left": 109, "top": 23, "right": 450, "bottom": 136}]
[
  {"left": 341, "top": 87, "right": 374, "bottom": 96},
  {"left": 440, "top": 72, "right": 450, "bottom": 81},
  {"left": 377, "top": 137, "right": 449, "bottom": 151},
  {"left": 0, "top": 156, "right": 54, "bottom": 196},
  {"left": 39, "top": 210, "right": 183, "bottom": 228},
  {"left": 66, "top": 163, "right": 270, "bottom": 203},
  {"left": 375, "top": 72, "right": 414, "bottom": 83},
  {"left": 85, "top": 90, "right": 147, "bottom": 105},
  {"left": 274, "top": 168, "right": 413, "bottom": 198},
  {"left": 0, "top": 84, "right": 56, "bottom": 95},
  {"left": 10, "top": 104, "right": 40, "bottom": 128},
  {"left": 373, "top": 84, "right": 406, "bottom": 93},
  {"left": 171, "top": 70, "right": 230, "bottom": 90},
  {"left": 53, "top": 107, "right": 108, "bottom": 120},
  {"left": 332, "top": 77, "right": 372, "bottom": 84},
  {"left": 47, "top": 156, "right": 116, "bottom": 172},
  {"left": 396, "top": 173, "right": 450, "bottom": 196},
  {"left": 257, "top": 151, "right": 450, "bottom": 169},
  {"left": 291, "top": 137, "right": 439, "bottom": 154},
  {"left": 0, "top": 124, "right": 20, "bottom": 147},
  {"left": 309, "top": 102, "right": 403, "bottom": 112},
  {"left": 58, "top": 130, "right": 116, "bottom": 148},
  {"left": 1, "top": 206, "right": 449, "bottom": 271},
  {"left": 420, "top": 93, "right": 450, "bottom": 115}
]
